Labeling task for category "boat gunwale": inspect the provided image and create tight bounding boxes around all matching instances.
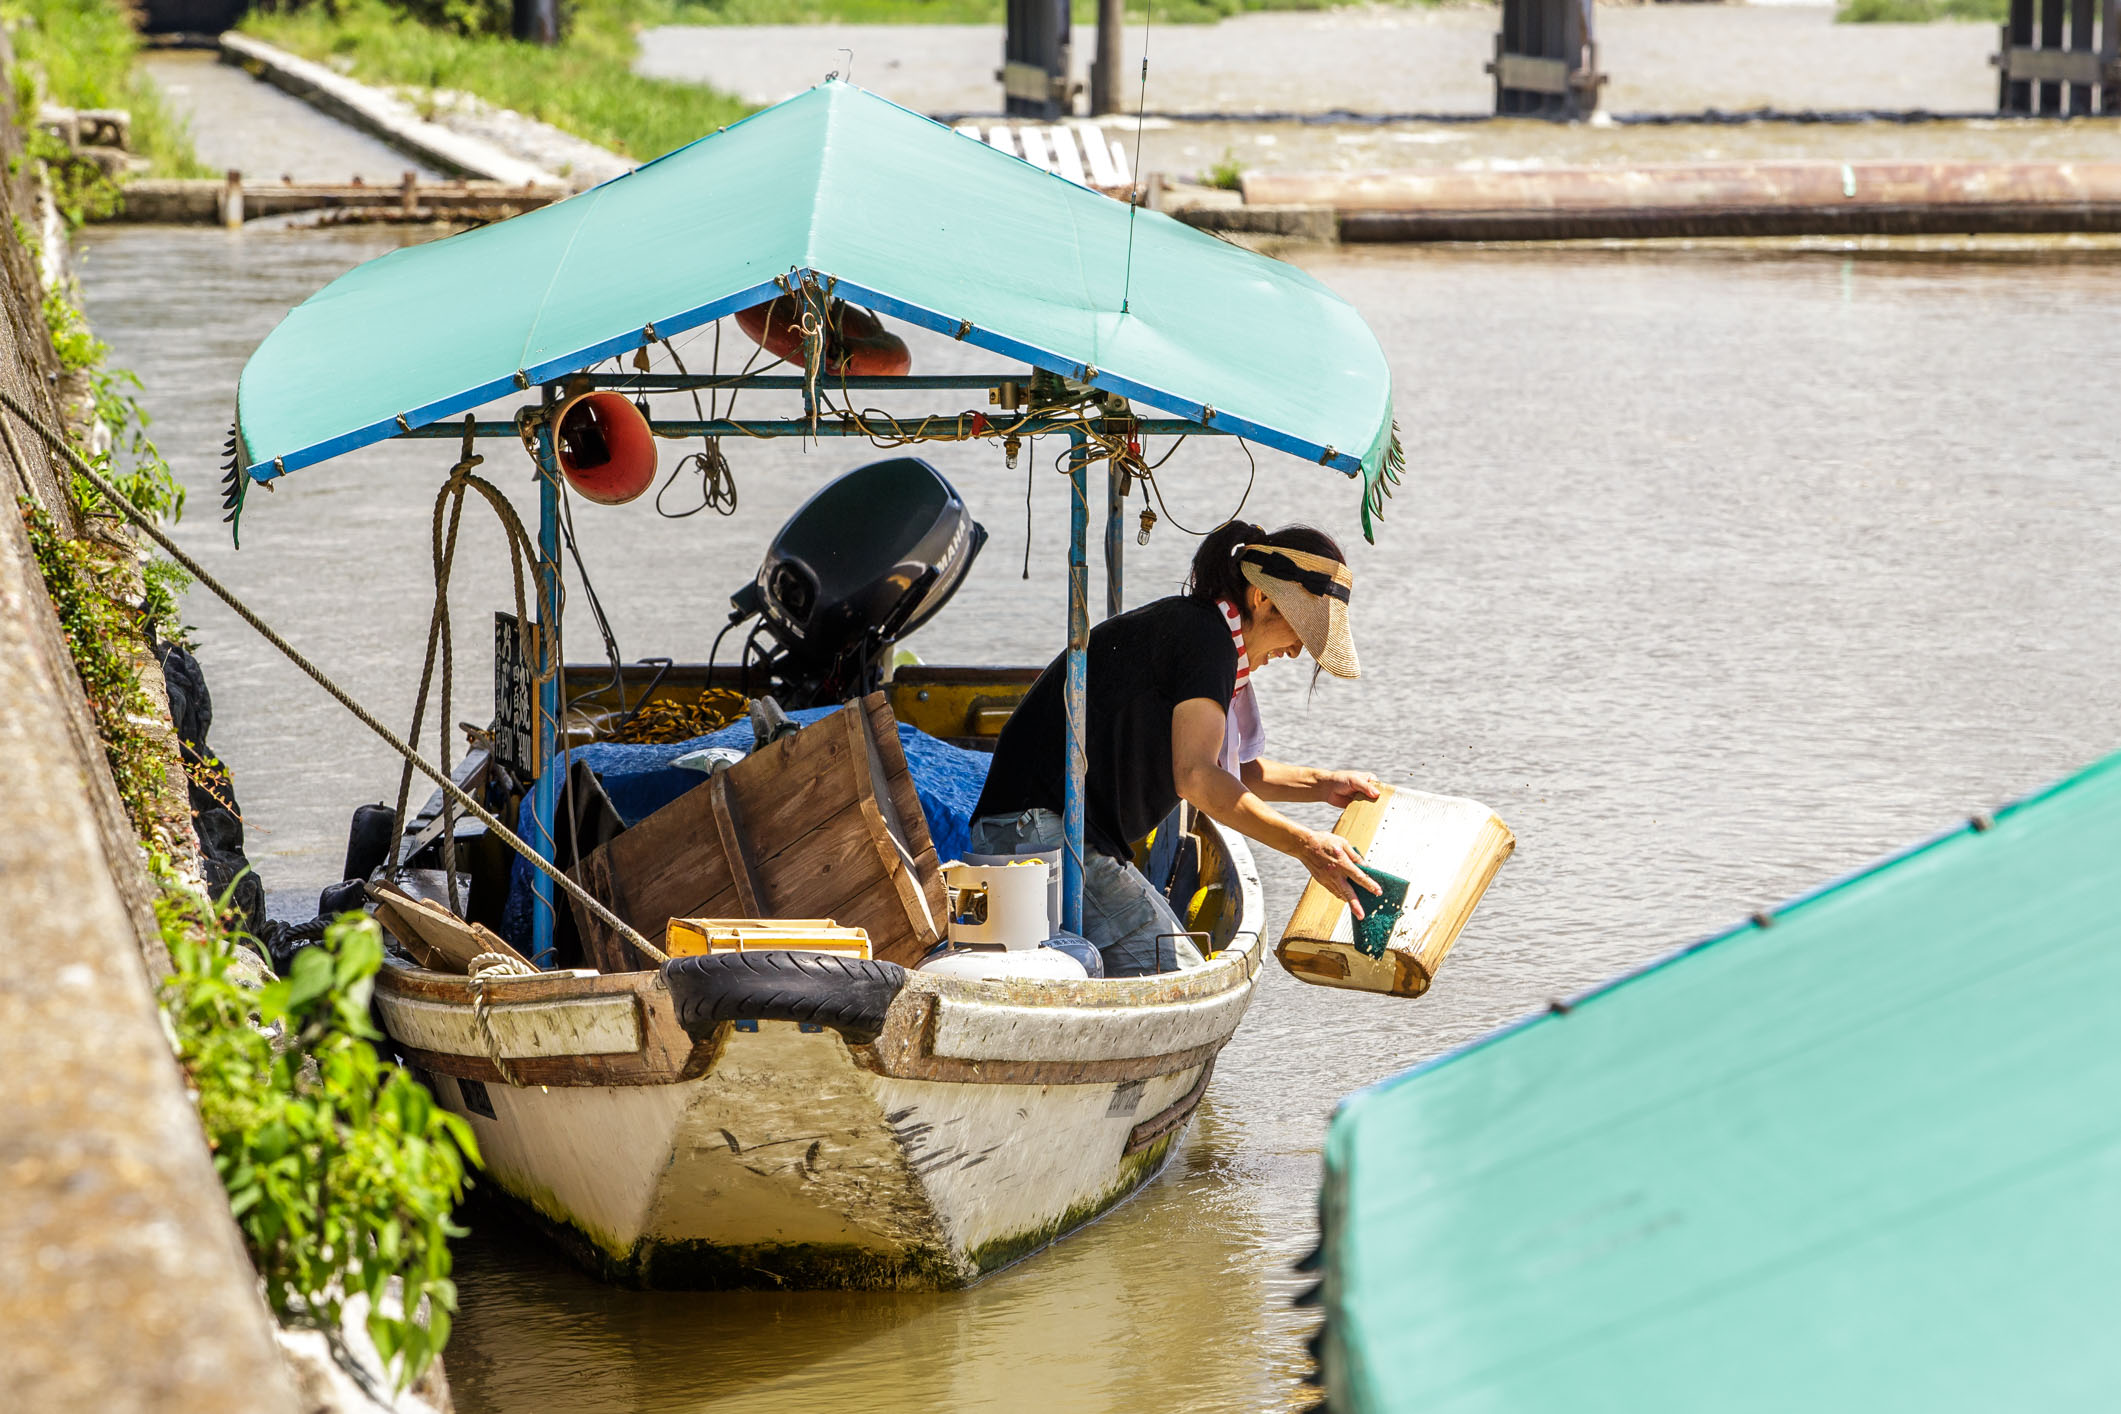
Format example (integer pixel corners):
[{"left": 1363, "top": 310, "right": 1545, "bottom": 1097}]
[{"left": 376, "top": 823, "right": 1265, "bottom": 1089}]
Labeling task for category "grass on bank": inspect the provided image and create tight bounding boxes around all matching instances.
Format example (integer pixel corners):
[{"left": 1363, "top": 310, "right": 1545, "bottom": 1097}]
[
  {"left": 4, "top": 0, "right": 208, "bottom": 179},
  {"left": 245, "top": 0, "right": 750, "bottom": 163},
  {"left": 244, "top": 0, "right": 1413, "bottom": 166},
  {"left": 1836, "top": 0, "right": 2005, "bottom": 19}
]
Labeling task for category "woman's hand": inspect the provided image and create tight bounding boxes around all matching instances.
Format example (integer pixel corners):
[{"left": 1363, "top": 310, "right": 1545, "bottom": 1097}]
[
  {"left": 1297, "top": 829, "right": 1384, "bottom": 919},
  {"left": 1315, "top": 770, "right": 1383, "bottom": 809}
]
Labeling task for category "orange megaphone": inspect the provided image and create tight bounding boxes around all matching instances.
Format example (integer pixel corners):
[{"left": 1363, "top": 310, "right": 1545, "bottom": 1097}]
[{"left": 554, "top": 390, "right": 656, "bottom": 505}]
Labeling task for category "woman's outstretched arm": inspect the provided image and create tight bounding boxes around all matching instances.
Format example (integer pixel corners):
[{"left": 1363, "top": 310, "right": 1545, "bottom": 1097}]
[
  {"left": 1241, "top": 758, "right": 1383, "bottom": 807},
  {"left": 1172, "top": 700, "right": 1382, "bottom": 916}
]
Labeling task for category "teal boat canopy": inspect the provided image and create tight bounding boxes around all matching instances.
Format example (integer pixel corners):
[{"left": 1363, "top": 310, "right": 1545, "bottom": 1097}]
[
  {"left": 1318, "top": 750, "right": 2121, "bottom": 1412},
  {"left": 235, "top": 81, "right": 1399, "bottom": 533}
]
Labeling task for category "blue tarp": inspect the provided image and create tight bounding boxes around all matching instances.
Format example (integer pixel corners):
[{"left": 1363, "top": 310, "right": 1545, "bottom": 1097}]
[{"left": 502, "top": 704, "right": 990, "bottom": 954}]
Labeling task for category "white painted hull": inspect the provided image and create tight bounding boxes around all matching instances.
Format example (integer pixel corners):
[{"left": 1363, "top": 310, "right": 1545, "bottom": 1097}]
[{"left": 379, "top": 823, "right": 1263, "bottom": 1289}]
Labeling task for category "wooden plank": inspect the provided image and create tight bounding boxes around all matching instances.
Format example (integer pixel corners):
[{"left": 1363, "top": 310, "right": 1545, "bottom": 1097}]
[
  {"left": 1079, "top": 123, "right": 1121, "bottom": 188},
  {"left": 2001, "top": 43, "right": 2105, "bottom": 84},
  {"left": 709, "top": 775, "right": 763, "bottom": 916},
  {"left": 1107, "top": 135, "right": 1132, "bottom": 187},
  {"left": 1016, "top": 126, "right": 1054, "bottom": 173},
  {"left": 1045, "top": 126, "right": 1088, "bottom": 186},
  {"left": 368, "top": 881, "right": 533, "bottom": 974},
  {"left": 953, "top": 123, "right": 983, "bottom": 140},
  {"left": 862, "top": 692, "right": 949, "bottom": 930},
  {"left": 1494, "top": 52, "right": 1570, "bottom": 95},
  {"left": 572, "top": 847, "right": 643, "bottom": 974},
  {"left": 985, "top": 126, "right": 1018, "bottom": 158},
  {"left": 850, "top": 698, "right": 942, "bottom": 943}
]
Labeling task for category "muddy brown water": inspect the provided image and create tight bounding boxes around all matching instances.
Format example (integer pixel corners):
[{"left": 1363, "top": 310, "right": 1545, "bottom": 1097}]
[{"left": 76, "top": 221, "right": 2121, "bottom": 1410}]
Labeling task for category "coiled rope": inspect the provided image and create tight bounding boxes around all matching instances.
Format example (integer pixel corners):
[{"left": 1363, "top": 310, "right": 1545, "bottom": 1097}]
[
  {"left": 468, "top": 949, "right": 542, "bottom": 1084},
  {"left": 0, "top": 384, "right": 667, "bottom": 967}
]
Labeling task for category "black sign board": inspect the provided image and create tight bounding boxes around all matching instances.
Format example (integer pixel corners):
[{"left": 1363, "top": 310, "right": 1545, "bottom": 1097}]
[{"left": 493, "top": 611, "right": 536, "bottom": 780}]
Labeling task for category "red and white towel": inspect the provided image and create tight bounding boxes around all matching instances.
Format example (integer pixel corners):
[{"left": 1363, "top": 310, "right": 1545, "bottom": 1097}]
[{"left": 1216, "top": 597, "right": 1267, "bottom": 773}]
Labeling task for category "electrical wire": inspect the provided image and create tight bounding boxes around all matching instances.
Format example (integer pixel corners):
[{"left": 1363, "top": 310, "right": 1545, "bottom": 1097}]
[
  {"left": 1138, "top": 436, "right": 1254, "bottom": 534},
  {"left": 652, "top": 323, "right": 745, "bottom": 518}
]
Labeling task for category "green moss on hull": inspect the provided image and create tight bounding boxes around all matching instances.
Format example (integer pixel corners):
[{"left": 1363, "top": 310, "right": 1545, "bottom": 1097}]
[
  {"left": 633, "top": 1238, "right": 962, "bottom": 1292},
  {"left": 467, "top": 1179, "right": 961, "bottom": 1291},
  {"left": 472, "top": 1128, "right": 1185, "bottom": 1291}
]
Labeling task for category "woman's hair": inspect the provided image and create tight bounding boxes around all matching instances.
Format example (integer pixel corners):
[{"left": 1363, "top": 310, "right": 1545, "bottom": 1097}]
[{"left": 1186, "top": 520, "right": 1347, "bottom": 618}]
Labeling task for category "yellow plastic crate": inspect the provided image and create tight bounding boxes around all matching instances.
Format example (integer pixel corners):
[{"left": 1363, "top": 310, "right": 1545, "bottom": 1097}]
[{"left": 665, "top": 917, "right": 871, "bottom": 960}]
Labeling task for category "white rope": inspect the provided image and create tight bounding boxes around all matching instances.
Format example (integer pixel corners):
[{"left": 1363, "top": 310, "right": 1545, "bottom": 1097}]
[{"left": 467, "top": 951, "right": 539, "bottom": 1087}]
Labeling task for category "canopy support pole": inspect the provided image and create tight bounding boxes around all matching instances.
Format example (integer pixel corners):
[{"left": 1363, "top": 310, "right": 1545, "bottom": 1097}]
[
  {"left": 531, "top": 395, "right": 562, "bottom": 967},
  {"left": 1063, "top": 427, "right": 1090, "bottom": 936},
  {"left": 1105, "top": 460, "right": 1125, "bottom": 619}
]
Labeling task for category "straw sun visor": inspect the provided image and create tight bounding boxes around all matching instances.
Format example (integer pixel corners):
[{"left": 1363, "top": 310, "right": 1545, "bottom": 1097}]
[{"left": 1239, "top": 545, "right": 1359, "bottom": 679}]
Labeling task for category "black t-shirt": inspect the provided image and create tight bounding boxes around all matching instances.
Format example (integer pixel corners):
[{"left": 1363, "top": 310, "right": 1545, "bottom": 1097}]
[{"left": 974, "top": 596, "right": 1237, "bottom": 860}]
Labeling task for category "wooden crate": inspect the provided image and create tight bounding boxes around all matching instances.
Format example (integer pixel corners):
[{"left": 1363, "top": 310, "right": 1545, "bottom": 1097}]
[{"left": 568, "top": 693, "right": 947, "bottom": 971}]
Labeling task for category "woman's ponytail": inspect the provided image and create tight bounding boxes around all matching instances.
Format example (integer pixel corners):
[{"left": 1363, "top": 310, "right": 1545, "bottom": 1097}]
[{"left": 1186, "top": 520, "right": 1267, "bottom": 606}]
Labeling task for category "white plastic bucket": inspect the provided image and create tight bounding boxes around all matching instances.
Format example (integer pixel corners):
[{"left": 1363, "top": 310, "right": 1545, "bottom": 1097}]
[
  {"left": 941, "top": 859, "right": 1052, "bottom": 950},
  {"left": 961, "top": 848, "right": 1061, "bottom": 936}
]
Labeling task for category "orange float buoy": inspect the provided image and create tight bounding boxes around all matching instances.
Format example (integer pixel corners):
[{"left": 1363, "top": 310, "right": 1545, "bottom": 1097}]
[
  {"left": 554, "top": 390, "right": 657, "bottom": 505},
  {"left": 735, "top": 294, "right": 912, "bottom": 378}
]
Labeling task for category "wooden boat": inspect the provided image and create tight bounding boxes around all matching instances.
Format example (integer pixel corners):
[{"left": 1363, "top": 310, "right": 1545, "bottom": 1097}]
[
  {"left": 374, "top": 795, "right": 1260, "bottom": 1290},
  {"left": 226, "top": 81, "right": 1400, "bottom": 1290},
  {"left": 370, "top": 673, "right": 1264, "bottom": 1288}
]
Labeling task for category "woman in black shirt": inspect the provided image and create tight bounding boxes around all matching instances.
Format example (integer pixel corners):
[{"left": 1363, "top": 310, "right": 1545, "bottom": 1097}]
[{"left": 970, "top": 519, "right": 1382, "bottom": 976}]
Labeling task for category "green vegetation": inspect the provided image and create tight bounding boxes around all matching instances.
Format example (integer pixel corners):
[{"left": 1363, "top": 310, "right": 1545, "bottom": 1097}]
[
  {"left": 6, "top": 31, "right": 474, "bottom": 1386},
  {"left": 22, "top": 504, "right": 174, "bottom": 835},
  {"left": 4, "top": 0, "right": 209, "bottom": 181},
  {"left": 160, "top": 897, "right": 479, "bottom": 1388},
  {"left": 1836, "top": 0, "right": 2005, "bottom": 20},
  {"left": 1203, "top": 147, "right": 1243, "bottom": 189},
  {"left": 245, "top": 0, "right": 751, "bottom": 162}
]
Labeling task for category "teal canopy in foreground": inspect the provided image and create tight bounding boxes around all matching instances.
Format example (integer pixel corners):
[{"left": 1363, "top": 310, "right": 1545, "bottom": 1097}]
[
  {"left": 236, "top": 81, "right": 1398, "bottom": 532},
  {"left": 1319, "top": 751, "right": 2121, "bottom": 1412}
]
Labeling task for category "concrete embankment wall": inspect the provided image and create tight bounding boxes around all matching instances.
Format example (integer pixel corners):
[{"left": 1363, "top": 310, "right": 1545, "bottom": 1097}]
[{"left": 0, "top": 35, "right": 298, "bottom": 1414}]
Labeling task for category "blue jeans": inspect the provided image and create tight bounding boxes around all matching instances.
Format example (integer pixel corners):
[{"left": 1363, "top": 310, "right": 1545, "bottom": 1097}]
[{"left": 967, "top": 808, "right": 1206, "bottom": 977}]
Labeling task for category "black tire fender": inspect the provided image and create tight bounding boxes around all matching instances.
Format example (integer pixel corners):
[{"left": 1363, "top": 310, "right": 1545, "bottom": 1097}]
[{"left": 663, "top": 950, "right": 909, "bottom": 1046}]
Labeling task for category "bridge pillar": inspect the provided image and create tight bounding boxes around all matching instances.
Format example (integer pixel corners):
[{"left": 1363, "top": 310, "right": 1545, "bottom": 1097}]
[
  {"left": 1489, "top": 0, "right": 1604, "bottom": 119},
  {"left": 1996, "top": 0, "right": 2121, "bottom": 115},
  {"left": 1002, "top": 0, "right": 1075, "bottom": 119}
]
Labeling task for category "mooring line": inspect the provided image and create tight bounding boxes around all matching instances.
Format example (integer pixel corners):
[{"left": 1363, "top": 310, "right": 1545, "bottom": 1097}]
[{"left": 0, "top": 385, "right": 667, "bottom": 968}]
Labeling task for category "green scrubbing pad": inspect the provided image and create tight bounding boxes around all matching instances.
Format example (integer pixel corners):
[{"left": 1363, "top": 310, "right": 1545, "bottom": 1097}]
[{"left": 1351, "top": 864, "right": 1411, "bottom": 958}]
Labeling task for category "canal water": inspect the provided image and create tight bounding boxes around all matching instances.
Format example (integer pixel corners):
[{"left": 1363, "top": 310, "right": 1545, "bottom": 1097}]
[{"left": 77, "top": 224, "right": 2121, "bottom": 1411}]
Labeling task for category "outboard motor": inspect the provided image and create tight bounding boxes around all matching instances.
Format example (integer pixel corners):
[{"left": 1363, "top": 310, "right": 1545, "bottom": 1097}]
[{"left": 726, "top": 457, "right": 986, "bottom": 707}]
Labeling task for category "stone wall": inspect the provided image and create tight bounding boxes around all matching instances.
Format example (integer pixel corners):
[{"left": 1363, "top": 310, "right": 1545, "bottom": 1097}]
[{"left": 0, "top": 27, "right": 300, "bottom": 1414}]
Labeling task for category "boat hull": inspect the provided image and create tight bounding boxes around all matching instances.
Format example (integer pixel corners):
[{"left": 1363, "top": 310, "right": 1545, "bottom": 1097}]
[{"left": 382, "top": 823, "right": 1262, "bottom": 1289}]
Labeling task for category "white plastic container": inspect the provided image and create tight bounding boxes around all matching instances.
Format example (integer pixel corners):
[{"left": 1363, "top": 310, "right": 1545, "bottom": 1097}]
[
  {"left": 941, "top": 859, "right": 1052, "bottom": 950},
  {"left": 916, "top": 945, "right": 1089, "bottom": 982},
  {"left": 960, "top": 848, "right": 1061, "bottom": 935}
]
